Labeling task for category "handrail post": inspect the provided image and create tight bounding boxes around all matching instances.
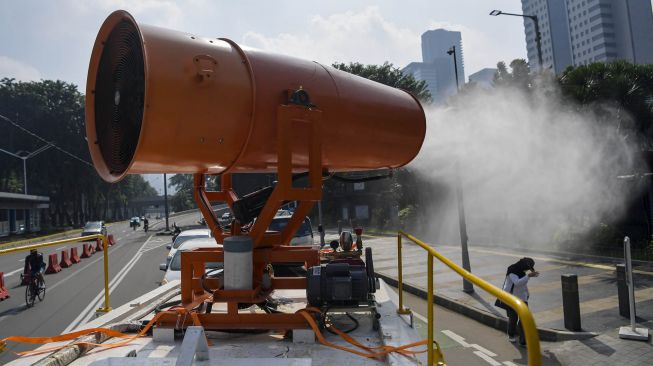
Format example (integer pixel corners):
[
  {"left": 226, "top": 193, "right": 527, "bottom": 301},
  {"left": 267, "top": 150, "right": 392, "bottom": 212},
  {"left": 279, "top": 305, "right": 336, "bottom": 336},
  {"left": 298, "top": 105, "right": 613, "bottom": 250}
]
[
  {"left": 97, "top": 235, "right": 112, "bottom": 312},
  {"left": 398, "top": 233, "right": 402, "bottom": 310},
  {"left": 427, "top": 253, "right": 433, "bottom": 365}
]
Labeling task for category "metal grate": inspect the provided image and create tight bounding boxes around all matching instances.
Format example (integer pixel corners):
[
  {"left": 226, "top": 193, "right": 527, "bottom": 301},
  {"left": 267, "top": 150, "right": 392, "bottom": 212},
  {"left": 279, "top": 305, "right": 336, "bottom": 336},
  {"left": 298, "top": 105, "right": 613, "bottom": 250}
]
[{"left": 94, "top": 19, "right": 145, "bottom": 175}]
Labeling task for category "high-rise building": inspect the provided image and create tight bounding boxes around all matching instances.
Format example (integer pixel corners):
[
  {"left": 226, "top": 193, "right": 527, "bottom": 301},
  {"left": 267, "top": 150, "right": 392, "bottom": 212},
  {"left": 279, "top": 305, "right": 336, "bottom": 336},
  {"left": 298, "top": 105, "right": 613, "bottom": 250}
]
[
  {"left": 402, "top": 29, "right": 465, "bottom": 103},
  {"left": 521, "top": 0, "right": 653, "bottom": 73},
  {"left": 469, "top": 68, "right": 498, "bottom": 88}
]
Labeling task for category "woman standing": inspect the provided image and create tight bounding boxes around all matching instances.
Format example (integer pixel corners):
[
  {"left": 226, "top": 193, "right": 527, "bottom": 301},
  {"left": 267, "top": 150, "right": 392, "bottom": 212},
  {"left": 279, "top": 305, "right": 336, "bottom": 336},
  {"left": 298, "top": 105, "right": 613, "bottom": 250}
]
[{"left": 502, "top": 257, "right": 539, "bottom": 346}]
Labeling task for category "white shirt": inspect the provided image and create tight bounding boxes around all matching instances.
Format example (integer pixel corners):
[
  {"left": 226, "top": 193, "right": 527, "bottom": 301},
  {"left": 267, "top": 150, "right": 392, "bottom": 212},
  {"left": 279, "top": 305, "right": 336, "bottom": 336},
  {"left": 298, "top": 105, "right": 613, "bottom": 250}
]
[{"left": 502, "top": 273, "right": 530, "bottom": 302}]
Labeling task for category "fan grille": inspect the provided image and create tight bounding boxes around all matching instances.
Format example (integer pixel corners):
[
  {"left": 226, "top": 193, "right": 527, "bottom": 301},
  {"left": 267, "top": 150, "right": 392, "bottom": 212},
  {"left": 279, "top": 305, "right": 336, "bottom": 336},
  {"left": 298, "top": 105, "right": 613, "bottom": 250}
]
[{"left": 94, "top": 19, "right": 145, "bottom": 175}]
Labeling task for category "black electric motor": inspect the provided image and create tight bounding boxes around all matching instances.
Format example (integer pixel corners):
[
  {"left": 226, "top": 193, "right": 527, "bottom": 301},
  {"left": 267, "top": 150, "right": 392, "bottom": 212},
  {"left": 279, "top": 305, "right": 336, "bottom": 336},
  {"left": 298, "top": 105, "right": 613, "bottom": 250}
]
[{"left": 306, "top": 247, "right": 376, "bottom": 307}]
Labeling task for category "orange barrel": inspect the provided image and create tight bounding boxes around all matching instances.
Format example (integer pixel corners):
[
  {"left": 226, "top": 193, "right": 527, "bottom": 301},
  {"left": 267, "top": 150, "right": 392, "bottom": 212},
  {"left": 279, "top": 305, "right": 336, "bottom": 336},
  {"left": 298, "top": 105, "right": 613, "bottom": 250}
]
[{"left": 86, "top": 10, "right": 426, "bottom": 182}]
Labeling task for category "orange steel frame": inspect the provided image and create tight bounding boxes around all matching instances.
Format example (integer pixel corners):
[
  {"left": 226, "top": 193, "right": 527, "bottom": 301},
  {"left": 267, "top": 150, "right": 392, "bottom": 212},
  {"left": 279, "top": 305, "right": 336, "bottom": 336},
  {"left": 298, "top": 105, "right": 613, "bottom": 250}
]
[{"left": 180, "top": 103, "right": 323, "bottom": 330}]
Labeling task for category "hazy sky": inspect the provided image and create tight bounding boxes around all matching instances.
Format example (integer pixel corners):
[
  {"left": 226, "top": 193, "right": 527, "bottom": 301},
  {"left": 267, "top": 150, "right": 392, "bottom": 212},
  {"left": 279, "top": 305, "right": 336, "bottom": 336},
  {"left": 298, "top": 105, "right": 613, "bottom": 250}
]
[{"left": 1, "top": 0, "right": 530, "bottom": 88}]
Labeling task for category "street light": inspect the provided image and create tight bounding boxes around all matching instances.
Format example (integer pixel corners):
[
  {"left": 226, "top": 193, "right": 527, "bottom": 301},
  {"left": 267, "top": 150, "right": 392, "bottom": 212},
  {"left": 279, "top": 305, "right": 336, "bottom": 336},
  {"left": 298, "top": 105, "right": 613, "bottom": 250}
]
[
  {"left": 0, "top": 143, "right": 52, "bottom": 194},
  {"left": 445, "top": 45, "right": 473, "bottom": 293},
  {"left": 490, "top": 9, "right": 543, "bottom": 71},
  {"left": 446, "top": 45, "right": 460, "bottom": 91}
]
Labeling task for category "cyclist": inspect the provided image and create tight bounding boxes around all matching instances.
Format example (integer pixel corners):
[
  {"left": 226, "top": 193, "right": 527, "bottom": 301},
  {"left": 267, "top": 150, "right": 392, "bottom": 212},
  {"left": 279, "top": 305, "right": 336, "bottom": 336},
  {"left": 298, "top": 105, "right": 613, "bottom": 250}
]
[
  {"left": 143, "top": 217, "right": 149, "bottom": 232},
  {"left": 25, "top": 249, "right": 46, "bottom": 287}
]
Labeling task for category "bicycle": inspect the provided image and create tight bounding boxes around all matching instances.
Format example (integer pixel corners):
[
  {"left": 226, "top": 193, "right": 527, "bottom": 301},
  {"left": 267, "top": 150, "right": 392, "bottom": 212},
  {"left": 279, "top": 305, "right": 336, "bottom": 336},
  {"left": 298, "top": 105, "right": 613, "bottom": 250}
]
[{"left": 24, "top": 273, "right": 46, "bottom": 308}]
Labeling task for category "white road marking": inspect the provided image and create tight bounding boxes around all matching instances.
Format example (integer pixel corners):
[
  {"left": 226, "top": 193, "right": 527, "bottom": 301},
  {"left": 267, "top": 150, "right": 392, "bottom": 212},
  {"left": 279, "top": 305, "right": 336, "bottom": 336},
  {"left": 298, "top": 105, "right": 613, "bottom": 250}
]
[
  {"left": 62, "top": 235, "right": 154, "bottom": 332},
  {"left": 4, "top": 267, "right": 24, "bottom": 277},
  {"left": 474, "top": 350, "right": 502, "bottom": 366},
  {"left": 441, "top": 329, "right": 471, "bottom": 347},
  {"left": 503, "top": 362, "right": 519, "bottom": 366},
  {"left": 472, "top": 344, "right": 498, "bottom": 357}
]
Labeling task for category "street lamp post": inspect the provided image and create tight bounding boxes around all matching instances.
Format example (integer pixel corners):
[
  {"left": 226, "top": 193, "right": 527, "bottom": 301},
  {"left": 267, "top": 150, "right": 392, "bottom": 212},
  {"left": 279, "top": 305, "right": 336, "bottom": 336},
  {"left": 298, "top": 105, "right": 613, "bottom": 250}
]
[
  {"left": 446, "top": 46, "right": 473, "bottom": 293},
  {"left": 490, "top": 10, "right": 543, "bottom": 70},
  {"left": 447, "top": 45, "right": 460, "bottom": 90},
  {"left": 163, "top": 173, "right": 170, "bottom": 232},
  {"left": 0, "top": 144, "right": 52, "bottom": 194}
]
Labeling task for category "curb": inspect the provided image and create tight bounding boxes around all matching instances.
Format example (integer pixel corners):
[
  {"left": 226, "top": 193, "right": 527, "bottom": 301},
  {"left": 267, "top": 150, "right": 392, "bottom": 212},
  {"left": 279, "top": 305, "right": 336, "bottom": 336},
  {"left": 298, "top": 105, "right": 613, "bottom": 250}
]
[{"left": 375, "top": 272, "right": 599, "bottom": 342}]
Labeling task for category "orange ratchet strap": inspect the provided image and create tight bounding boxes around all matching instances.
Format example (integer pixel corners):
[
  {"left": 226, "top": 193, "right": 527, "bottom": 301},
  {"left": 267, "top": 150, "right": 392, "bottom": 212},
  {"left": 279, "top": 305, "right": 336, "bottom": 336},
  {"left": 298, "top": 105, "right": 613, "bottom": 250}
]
[
  {"left": 296, "top": 308, "right": 444, "bottom": 361},
  {"left": 0, "top": 307, "right": 197, "bottom": 356}
]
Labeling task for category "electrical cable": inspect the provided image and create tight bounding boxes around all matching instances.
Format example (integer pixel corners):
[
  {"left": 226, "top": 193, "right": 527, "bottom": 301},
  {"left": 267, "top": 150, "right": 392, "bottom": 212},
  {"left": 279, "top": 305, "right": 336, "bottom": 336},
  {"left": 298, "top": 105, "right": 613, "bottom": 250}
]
[
  {"left": 0, "top": 113, "right": 94, "bottom": 168},
  {"left": 200, "top": 268, "right": 224, "bottom": 295},
  {"left": 323, "top": 307, "right": 360, "bottom": 334}
]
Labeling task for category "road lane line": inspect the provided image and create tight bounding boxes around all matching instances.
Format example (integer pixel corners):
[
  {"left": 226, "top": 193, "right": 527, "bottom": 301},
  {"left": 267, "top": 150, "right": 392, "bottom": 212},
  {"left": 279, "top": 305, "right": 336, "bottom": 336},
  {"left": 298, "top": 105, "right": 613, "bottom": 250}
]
[
  {"left": 503, "top": 362, "right": 519, "bottom": 366},
  {"left": 4, "top": 267, "right": 24, "bottom": 277},
  {"left": 441, "top": 329, "right": 471, "bottom": 347},
  {"left": 63, "top": 235, "right": 154, "bottom": 332},
  {"left": 471, "top": 344, "right": 498, "bottom": 357},
  {"left": 78, "top": 252, "right": 144, "bottom": 326},
  {"left": 62, "top": 251, "right": 143, "bottom": 333},
  {"left": 473, "top": 350, "right": 502, "bottom": 366}
]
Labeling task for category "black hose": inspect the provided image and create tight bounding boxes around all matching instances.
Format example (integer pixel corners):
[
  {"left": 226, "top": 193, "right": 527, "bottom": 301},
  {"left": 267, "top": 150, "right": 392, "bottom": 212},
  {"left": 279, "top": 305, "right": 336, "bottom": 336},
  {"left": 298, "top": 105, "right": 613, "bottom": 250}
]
[
  {"left": 154, "top": 299, "right": 182, "bottom": 313},
  {"left": 330, "top": 170, "right": 393, "bottom": 183},
  {"left": 324, "top": 309, "right": 360, "bottom": 334},
  {"left": 200, "top": 268, "right": 224, "bottom": 295}
]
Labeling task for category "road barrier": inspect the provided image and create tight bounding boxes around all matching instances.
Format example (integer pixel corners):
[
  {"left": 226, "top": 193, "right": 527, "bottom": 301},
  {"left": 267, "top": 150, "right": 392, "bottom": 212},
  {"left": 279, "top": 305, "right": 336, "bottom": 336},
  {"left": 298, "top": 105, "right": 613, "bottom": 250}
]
[
  {"left": 60, "top": 250, "right": 73, "bottom": 268},
  {"left": 396, "top": 231, "right": 542, "bottom": 366},
  {"left": 0, "top": 234, "right": 112, "bottom": 313},
  {"left": 81, "top": 243, "right": 93, "bottom": 258},
  {"left": 95, "top": 238, "right": 104, "bottom": 252},
  {"left": 70, "top": 247, "right": 81, "bottom": 263},
  {"left": 0, "top": 272, "right": 9, "bottom": 301},
  {"left": 45, "top": 253, "right": 62, "bottom": 274}
]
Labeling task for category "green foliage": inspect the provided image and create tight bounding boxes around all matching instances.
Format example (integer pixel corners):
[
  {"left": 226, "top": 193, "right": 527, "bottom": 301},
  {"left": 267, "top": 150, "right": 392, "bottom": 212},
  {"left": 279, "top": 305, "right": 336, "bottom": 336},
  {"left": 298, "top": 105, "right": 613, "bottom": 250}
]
[
  {"left": 559, "top": 61, "right": 653, "bottom": 145},
  {"left": 168, "top": 174, "right": 195, "bottom": 212},
  {"left": 0, "top": 78, "right": 157, "bottom": 227},
  {"left": 332, "top": 62, "right": 432, "bottom": 103},
  {"left": 493, "top": 59, "right": 533, "bottom": 90}
]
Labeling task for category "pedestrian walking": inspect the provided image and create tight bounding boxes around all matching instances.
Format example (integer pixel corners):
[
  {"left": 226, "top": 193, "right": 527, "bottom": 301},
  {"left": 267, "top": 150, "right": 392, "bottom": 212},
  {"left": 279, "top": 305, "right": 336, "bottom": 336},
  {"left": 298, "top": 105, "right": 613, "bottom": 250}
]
[{"left": 497, "top": 257, "right": 539, "bottom": 346}]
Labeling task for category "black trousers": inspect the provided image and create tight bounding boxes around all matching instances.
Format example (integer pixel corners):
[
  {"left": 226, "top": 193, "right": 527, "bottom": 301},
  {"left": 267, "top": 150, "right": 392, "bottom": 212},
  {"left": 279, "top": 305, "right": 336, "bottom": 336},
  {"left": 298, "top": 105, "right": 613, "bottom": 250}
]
[{"left": 506, "top": 301, "right": 528, "bottom": 344}]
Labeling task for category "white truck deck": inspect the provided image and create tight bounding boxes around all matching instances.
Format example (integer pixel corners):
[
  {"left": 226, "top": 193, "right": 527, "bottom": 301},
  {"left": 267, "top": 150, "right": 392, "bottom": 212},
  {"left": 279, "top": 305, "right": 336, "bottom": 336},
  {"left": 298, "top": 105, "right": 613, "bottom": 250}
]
[{"left": 8, "top": 280, "right": 427, "bottom": 366}]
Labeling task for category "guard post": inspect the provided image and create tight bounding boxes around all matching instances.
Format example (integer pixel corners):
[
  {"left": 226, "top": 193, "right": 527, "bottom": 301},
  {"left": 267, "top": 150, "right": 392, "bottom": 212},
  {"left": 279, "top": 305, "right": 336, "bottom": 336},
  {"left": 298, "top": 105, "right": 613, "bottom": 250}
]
[
  {"left": 561, "top": 274, "right": 581, "bottom": 331},
  {"left": 616, "top": 264, "right": 630, "bottom": 318}
]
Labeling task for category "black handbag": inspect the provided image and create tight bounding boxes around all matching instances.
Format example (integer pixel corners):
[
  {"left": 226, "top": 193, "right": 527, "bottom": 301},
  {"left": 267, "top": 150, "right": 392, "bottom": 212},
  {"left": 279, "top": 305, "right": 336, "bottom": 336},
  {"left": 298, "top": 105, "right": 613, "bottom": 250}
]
[{"left": 494, "top": 276, "right": 514, "bottom": 310}]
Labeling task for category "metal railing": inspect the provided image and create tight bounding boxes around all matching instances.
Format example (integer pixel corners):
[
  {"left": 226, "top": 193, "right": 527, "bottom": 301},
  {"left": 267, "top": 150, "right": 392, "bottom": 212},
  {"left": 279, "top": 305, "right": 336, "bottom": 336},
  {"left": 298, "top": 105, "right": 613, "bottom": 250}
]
[
  {"left": 0, "top": 234, "right": 112, "bottom": 312},
  {"left": 396, "top": 231, "right": 541, "bottom": 366}
]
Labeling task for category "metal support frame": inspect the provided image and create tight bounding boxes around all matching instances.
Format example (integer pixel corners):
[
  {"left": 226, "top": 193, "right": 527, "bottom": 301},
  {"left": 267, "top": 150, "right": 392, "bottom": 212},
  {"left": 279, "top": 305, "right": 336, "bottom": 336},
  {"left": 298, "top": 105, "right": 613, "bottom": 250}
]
[{"left": 183, "top": 103, "right": 323, "bottom": 331}]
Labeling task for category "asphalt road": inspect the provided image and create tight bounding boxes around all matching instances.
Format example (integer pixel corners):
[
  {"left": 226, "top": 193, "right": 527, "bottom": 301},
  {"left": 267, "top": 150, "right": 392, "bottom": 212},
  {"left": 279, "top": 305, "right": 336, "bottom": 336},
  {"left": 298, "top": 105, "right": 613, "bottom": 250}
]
[
  {"left": 0, "top": 212, "right": 202, "bottom": 364},
  {"left": 398, "top": 289, "right": 562, "bottom": 366}
]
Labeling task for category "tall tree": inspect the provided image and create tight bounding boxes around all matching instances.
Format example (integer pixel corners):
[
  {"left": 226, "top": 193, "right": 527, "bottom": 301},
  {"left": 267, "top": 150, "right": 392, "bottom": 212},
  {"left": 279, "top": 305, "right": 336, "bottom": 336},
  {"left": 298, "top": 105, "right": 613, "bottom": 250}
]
[
  {"left": 493, "top": 59, "right": 533, "bottom": 90},
  {"left": 0, "top": 78, "right": 158, "bottom": 227},
  {"left": 559, "top": 61, "right": 653, "bottom": 147},
  {"left": 332, "top": 62, "right": 432, "bottom": 103}
]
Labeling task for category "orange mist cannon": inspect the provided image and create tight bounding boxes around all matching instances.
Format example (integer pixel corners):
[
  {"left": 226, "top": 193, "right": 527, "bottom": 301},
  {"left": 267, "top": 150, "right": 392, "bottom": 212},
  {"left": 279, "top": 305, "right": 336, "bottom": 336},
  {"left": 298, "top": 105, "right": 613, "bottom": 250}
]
[{"left": 86, "top": 10, "right": 425, "bottom": 330}]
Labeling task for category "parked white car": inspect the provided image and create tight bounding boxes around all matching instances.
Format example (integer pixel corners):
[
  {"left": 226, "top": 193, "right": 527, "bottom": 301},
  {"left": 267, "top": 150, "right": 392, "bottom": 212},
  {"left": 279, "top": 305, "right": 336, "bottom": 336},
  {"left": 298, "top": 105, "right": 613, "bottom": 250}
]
[
  {"left": 165, "top": 229, "right": 211, "bottom": 265},
  {"left": 160, "top": 238, "right": 222, "bottom": 285}
]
